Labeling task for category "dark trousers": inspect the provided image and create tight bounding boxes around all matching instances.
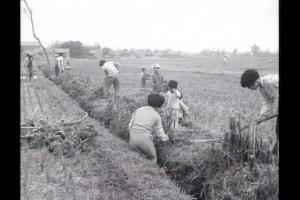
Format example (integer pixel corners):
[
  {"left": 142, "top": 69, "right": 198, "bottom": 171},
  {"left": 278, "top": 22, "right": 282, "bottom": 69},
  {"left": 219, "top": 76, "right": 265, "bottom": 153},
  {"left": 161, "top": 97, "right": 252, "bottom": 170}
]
[
  {"left": 28, "top": 67, "right": 33, "bottom": 81},
  {"left": 55, "top": 64, "right": 60, "bottom": 76},
  {"left": 141, "top": 78, "right": 146, "bottom": 88},
  {"left": 272, "top": 110, "right": 279, "bottom": 155}
]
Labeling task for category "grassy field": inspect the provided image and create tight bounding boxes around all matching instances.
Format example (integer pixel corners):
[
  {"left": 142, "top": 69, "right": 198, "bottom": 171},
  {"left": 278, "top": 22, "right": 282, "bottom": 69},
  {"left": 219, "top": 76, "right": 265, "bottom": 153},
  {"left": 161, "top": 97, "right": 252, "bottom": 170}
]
[
  {"left": 56, "top": 56, "right": 278, "bottom": 137},
  {"left": 34, "top": 55, "right": 279, "bottom": 199}
]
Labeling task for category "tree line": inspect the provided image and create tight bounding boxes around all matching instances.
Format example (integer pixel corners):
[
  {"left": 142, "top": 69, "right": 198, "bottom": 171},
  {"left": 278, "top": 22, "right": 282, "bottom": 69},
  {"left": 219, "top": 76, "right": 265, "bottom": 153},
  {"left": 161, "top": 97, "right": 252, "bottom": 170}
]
[{"left": 50, "top": 41, "right": 277, "bottom": 59}]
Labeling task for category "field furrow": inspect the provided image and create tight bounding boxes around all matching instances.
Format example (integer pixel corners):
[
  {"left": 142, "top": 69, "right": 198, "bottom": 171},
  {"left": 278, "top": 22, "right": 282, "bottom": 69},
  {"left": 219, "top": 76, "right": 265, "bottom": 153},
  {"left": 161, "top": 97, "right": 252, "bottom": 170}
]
[{"left": 21, "top": 65, "right": 192, "bottom": 200}]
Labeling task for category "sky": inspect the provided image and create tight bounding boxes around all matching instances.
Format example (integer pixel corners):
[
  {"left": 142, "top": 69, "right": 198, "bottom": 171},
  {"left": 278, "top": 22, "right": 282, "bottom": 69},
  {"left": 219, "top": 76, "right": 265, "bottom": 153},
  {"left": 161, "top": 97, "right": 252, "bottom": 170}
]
[{"left": 21, "top": 0, "right": 278, "bottom": 53}]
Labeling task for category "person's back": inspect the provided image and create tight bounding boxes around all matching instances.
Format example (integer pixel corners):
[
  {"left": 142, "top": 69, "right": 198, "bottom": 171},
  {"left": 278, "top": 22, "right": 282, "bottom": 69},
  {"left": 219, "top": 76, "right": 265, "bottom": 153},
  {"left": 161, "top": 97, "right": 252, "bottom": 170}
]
[
  {"left": 240, "top": 69, "right": 279, "bottom": 155},
  {"left": 128, "top": 93, "right": 169, "bottom": 163},
  {"left": 129, "top": 106, "right": 162, "bottom": 137},
  {"left": 56, "top": 54, "right": 64, "bottom": 71},
  {"left": 102, "top": 61, "right": 119, "bottom": 77},
  {"left": 258, "top": 74, "right": 279, "bottom": 115}
]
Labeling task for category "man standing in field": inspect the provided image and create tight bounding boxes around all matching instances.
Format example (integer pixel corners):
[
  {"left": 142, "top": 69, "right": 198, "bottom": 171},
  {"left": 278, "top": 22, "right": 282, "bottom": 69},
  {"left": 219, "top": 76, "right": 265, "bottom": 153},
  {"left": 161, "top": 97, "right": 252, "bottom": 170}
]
[
  {"left": 99, "top": 59, "right": 120, "bottom": 110},
  {"left": 240, "top": 69, "right": 279, "bottom": 155},
  {"left": 56, "top": 53, "right": 64, "bottom": 73},
  {"left": 151, "top": 63, "right": 164, "bottom": 93},
  {"left": 26, "top": 54, "right": 34, "bottom": 82},
  {"left": 223, "top": 55, "right": 228, "bottom": 65},
  {"left": 141, "top": 67, "right": 150, "bottom": 88}
]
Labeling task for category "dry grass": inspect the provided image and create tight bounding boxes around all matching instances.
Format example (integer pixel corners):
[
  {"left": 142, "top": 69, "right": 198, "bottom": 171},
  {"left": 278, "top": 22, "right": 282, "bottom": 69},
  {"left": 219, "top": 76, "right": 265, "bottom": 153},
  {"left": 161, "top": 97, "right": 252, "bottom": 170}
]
[
  {"left": 41, "top": 64, "right": 278, "bottom": 200},
  {"left": 21, "top": 67, "right": 192, "bottom": 200},
  {"left": 53, "top": 56, "right": 278, "bottom": 138},
  {"left": 36, "top": 55, "right": 279, "bottom": 200}
]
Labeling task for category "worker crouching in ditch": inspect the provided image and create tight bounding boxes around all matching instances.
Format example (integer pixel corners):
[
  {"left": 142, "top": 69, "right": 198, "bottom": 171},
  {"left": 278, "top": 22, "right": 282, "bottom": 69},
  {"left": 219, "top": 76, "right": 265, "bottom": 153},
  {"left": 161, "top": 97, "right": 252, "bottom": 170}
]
[
  {"left": 240, "top": 69, "right": 279, "bottom": 156},
  {"left": 128, "top": 93, "right": 169, "bottom": 163}
]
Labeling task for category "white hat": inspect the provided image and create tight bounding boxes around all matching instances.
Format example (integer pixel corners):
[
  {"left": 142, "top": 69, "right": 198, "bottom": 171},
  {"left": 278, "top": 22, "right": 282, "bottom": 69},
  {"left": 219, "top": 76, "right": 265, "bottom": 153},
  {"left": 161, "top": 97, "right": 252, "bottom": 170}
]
[{"left": 152, "top": 63, "right": 160, "bottom": 69}]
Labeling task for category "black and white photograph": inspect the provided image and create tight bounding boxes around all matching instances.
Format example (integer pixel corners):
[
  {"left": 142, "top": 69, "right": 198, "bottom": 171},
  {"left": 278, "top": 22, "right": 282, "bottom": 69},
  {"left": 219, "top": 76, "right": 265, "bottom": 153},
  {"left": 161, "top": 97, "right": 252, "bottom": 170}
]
[{"left": 20, "top": 0, "right": 279, "bottom": 199}]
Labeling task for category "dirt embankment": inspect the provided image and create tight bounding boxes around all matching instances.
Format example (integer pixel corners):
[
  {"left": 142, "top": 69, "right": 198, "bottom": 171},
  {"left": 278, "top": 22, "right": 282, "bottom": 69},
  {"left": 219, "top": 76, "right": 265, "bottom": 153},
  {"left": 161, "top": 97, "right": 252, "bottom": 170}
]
[
  {"left": 21, "top": 68, "right": 192, "bottom": 200},
  {"left": 40, "top": 66, "right": 278, "bottom": 200}
]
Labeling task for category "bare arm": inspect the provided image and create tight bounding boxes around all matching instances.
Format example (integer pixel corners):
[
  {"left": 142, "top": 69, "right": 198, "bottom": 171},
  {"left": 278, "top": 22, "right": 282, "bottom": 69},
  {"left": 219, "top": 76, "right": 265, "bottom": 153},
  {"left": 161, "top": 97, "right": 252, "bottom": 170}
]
[
  {"left": 153, "top": 115, "right": 169, "bottom": 141},
  {"left": 114, "top": 62, "right": 120, "bottom": 71},
  {"left": 128, "top": 111, "right": 136, "bottom": 132}
]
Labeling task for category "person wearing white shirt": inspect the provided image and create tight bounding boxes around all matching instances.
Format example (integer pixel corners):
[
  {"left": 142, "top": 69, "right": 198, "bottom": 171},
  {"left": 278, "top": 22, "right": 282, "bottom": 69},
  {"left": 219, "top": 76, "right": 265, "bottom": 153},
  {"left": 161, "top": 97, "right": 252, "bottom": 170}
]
[
  {"left": 56, "top": 53, "right": 64, "bottom": 73},
  {"left": 129, "top": 93, "right": 169, "bottom": 163},
  {"left": 99, "top": 59, "right": 120, "bottom": 109},
  {"left": 241, "top": 69, "right": 279, "bottom": 155},
  {"left": 164, "top": 80, "right": 183, "bottom": 142}
]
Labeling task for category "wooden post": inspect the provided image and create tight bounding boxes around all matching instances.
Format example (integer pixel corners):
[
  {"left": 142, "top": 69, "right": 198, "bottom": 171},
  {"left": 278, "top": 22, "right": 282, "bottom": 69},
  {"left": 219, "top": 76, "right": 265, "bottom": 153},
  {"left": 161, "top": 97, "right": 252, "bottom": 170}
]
[
  {"left": 248, "top": 122, "right": 257, "bottom": 170},
  {"left": 228, "top": 117, "right": 237, "bottom": 165}
]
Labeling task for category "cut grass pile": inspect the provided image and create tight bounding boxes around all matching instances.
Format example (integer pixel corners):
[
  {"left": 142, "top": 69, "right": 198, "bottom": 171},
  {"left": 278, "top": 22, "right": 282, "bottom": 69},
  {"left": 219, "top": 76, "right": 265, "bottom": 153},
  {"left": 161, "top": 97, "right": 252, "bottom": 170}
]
[
  {"left": 21, "top": 119, "right": 193, "bottom": 200},
  {"left": 40, "top": 65, "right": 278, "bottom": 200}
]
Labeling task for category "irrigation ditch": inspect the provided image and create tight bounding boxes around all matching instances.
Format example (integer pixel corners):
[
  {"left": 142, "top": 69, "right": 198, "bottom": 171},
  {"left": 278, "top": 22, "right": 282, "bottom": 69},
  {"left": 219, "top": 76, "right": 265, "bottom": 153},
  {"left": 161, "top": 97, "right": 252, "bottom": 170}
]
[{"left": 39, "top": 65, "right": 278, "bottom": 200}]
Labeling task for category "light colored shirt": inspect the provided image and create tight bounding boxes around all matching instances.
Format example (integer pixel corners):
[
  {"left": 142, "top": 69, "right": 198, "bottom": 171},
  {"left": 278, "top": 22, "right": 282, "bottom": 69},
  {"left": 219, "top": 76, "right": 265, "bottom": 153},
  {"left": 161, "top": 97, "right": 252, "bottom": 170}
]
[
  {"left": 258, "top": 74, "right": 279, "bottom": 117},
  {"left": 128, "top": 106, "right": 169, "bottom": 141},
  {"left": 102, "top": 61, "right": 119, "bottom": 77},
  {"left": 56, "top": 56, "right": 64, "bottom": 70},
  {"left": 166, "top": 90, "right": 182, "bottom": 110}
]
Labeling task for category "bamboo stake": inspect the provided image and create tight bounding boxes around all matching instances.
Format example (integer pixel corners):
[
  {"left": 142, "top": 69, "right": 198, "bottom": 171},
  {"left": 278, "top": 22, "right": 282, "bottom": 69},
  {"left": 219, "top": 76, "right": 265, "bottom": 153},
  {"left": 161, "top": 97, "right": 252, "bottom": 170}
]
[
  {"left": 241, "top": 114, "right": 278, "bottom": 132},
  {"left": 190, "top": 138, "right": 221, "bottom": 143},
  {"left": 55, "top": 90, "right": 75, "bottom": 104}
]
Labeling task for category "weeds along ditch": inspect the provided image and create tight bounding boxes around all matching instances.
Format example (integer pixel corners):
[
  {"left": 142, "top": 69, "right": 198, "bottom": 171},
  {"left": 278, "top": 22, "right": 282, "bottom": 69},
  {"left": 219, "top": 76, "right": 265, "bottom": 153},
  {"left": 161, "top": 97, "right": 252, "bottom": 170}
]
[
  {"left": 40, "top": 66, "right": 278, "bottom": 200},
  {"left": 21, "top": 118, "right": 98, "bottom": 158}
]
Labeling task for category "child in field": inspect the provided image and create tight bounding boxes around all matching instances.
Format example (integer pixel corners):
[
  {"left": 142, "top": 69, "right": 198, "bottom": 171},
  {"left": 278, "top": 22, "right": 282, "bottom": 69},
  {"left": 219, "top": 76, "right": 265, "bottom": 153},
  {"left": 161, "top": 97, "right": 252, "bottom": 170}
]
[
  {"left": 141, "top": 67, "right": 150, "bottom": 88},
  {"left": 165, "top": 80, "right": 183, "bottom": 142},
  {"left": 65, "top": 61, "right": 71, "bottom": 71},
  {"left": 26, "top": 54, "right": 34, "bottom": 82},
  {"left": 240, "top": 69, "right": 279, "bottom": 155},
  {"left": 128, "top": 93, "right": 169, "bottom": 163}
]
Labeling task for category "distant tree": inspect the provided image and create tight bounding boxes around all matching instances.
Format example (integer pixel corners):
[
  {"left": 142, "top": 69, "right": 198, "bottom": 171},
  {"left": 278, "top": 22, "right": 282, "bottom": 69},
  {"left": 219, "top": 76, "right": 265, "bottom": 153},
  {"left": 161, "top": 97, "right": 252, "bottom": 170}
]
[
  {"left": 231, "top": 48, "right": 238, "bottom": 56},
  {"left": 145, "top": 48, "right": 153, "bottom": 56},
  {"left": 102, "top": 47, "right": 112, "bottom": 57},
  {"left": 93, "top": 43, "right": 101, "bottom": 50},
  {"left": 251, "top": 44, "right": 260, "bottom": 56},
  {"left": 22, "top": 0, "right": 50, "bottom": 70},
  {"left": 50, "top": 40, "right": 63, "bottom": 48},
  {"left": 56, "top": 41, "right": 89, "bottom": 58}
]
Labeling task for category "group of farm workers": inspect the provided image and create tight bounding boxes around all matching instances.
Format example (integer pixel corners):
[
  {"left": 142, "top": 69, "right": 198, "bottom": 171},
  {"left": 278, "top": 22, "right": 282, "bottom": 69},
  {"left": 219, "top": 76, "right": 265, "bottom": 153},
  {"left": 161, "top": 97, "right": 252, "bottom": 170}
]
[
  {"left": 98, "top": 59, "right": 279, "bottom": 164},
  {"left": 23, "top": 53, "right": 71, "bottom": 82},
  {"left": 55, "top": 53, "right": 71, "bottom": 76}
]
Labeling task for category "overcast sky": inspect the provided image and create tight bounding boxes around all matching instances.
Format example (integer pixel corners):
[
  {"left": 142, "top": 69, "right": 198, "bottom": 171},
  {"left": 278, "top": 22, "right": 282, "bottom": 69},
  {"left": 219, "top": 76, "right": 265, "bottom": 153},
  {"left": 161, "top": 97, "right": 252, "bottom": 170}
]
[{"left": 21, "top": 0, "right": 278, "bottom": 53}]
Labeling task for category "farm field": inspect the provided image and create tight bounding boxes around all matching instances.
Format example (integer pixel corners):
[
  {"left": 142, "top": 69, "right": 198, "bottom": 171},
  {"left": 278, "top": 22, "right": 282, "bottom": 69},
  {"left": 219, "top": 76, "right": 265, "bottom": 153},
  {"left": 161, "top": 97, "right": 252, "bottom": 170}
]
[
  {"left": 63, "top": 56, "right": 278, "bottom": 137},
  {"left": 21, "top": 55, "right": 279, "bottom": 200},
  {"left": 20, "top": 67, "right": 192, "bottom": 200}
]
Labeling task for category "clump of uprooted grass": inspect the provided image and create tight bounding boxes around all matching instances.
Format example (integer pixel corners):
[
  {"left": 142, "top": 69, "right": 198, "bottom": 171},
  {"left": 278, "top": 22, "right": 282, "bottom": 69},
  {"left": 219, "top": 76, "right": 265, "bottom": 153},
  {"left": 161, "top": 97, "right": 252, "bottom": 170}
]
[
  {"left": 41, "top": 65, "right": 278, "bottom": 200},
  {"left": 21, "top": 110, "right": 192, "bottom": 200},
  {"left": 21, "top": 119, "right": 98, "bottom": 158}
]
